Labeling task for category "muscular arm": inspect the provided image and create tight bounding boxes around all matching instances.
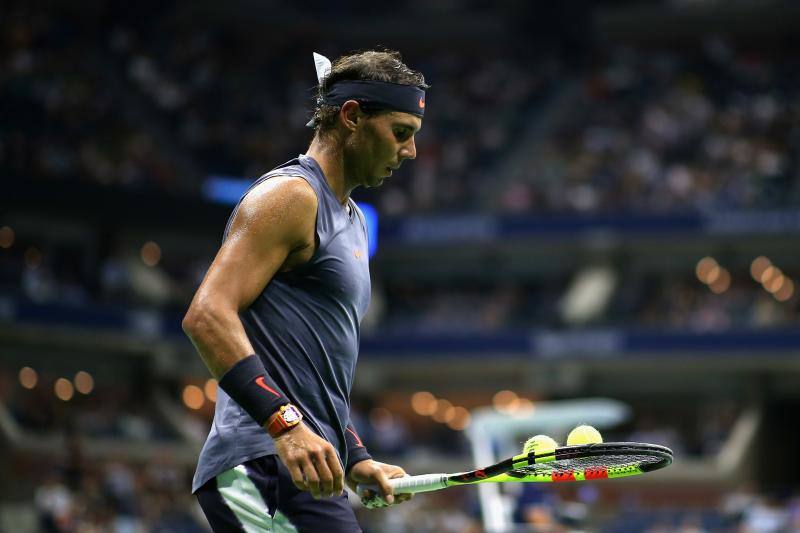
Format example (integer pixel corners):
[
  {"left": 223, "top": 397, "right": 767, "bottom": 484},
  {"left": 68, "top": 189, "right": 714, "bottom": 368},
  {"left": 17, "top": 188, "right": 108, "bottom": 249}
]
[
  {"left": 182, "top": 175, "right": 316, "bottom": 377},
  {"left": 182, "top": 176, "right": 344, "bottom": 499}
]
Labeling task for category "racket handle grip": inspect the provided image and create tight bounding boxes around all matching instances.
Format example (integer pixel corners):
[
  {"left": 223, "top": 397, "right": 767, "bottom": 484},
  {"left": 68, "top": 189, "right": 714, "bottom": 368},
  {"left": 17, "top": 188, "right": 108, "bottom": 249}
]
[{"left": 357, "top": 473, "right": 448, "bottom": 495}]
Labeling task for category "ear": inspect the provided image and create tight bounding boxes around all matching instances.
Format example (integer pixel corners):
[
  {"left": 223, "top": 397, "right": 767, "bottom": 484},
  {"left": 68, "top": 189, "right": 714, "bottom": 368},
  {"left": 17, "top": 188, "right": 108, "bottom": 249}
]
[{"left": 340, "top": 100, "right": 361, "bottom": 132}]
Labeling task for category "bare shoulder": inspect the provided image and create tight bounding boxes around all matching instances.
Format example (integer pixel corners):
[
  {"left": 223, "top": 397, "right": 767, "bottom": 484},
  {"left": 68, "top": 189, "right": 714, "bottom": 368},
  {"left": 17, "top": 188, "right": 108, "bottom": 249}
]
[
  {"left": 228, "top": 175, "right": 318, "bottom": 248},
  {"left": 239, "top": 175, "right": 317, "bottom": 216}
]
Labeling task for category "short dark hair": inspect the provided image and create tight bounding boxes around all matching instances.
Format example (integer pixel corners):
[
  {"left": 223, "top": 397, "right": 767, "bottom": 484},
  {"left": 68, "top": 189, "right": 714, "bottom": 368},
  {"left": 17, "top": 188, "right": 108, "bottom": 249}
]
[{"left": 311, "top": 49, "right": 428, "bottom": 135}]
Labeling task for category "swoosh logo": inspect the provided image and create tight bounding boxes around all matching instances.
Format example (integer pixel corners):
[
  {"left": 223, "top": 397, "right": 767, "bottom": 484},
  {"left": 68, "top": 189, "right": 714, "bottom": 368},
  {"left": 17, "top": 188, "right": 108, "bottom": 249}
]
[
  {"left": 419, "top": 96, "right": 425, "bottom": 109},
  {"left": 347, "top": 427, "right": 364, "bottom": 447},
  {"left": 254, "top": 376, "right": 280, "bottom": 397}
]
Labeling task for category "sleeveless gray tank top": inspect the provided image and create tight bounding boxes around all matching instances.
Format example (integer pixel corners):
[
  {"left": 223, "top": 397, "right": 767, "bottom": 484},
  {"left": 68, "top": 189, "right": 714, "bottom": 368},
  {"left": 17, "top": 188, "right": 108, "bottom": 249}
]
[{"left": 193, "top": 155, "right": 371, "bottom": 492}]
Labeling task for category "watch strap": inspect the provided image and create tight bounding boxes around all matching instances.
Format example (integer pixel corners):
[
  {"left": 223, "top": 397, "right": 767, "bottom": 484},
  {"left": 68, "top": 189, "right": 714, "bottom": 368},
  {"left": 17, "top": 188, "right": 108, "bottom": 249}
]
[{"left": 267, "top": 404, "right": 302, "bottom": 438}]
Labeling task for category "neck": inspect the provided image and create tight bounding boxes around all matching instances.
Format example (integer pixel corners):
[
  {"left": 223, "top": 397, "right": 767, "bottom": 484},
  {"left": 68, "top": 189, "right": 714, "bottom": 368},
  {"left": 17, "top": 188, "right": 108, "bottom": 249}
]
[{"left": 306, "top": 135, "right": 354, "bottom": 205}]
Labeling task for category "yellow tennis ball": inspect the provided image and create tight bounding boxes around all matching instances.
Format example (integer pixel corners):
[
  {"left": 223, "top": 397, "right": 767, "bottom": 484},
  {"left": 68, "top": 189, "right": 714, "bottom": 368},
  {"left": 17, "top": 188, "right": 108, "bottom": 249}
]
[
  {"left": 566, "top": 425, "right": 603, "bottom": 446},
  {"left": 523, "top": 434, "right": 558, "bottom": 456}
]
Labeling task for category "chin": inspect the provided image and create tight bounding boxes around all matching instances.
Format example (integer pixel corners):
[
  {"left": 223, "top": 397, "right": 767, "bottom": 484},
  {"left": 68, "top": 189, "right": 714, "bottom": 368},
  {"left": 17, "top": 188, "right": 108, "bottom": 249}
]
[{"left": 363, "top": 174, "right": 385, "bottom": 188}]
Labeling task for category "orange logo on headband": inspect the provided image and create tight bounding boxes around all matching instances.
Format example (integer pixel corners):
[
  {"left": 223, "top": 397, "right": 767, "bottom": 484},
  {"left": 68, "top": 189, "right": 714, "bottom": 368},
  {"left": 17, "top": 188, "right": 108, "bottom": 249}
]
[{"left": 419, "top": 97, "right": 425, "bottom": 109}]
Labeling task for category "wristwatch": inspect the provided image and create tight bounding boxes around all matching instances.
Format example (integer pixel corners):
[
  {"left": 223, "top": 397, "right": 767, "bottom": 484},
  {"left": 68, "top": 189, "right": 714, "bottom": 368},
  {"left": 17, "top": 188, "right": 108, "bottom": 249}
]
[{"left": 267, "top": 404, "right": 303, "bottom": 438}]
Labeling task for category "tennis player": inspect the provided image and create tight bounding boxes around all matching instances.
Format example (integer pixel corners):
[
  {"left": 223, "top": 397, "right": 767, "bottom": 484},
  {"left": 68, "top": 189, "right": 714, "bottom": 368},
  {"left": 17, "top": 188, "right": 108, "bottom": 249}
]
[{"left": 183, "top": 49, "right": 427, "bottom": 532}]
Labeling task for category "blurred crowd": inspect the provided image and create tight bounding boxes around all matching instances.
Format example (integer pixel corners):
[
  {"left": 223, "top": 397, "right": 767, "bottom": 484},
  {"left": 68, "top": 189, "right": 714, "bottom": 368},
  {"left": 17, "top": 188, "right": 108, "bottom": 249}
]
[
  {"left": 510, "top": 483, "right": 800, "bottom": 533},
  {"left": 29, "top": 456, "right": 203, "bottom": 532},
  {"left": 28, "top": 463, "right": 800, "bottom": 533},
  {"left": 3, "top": 2, "right": 800, "bottom": 532},
  {"left": 612, "top": 399, "right": 741, "bottom": 459},
  {"left": 28, "top": 463, "right": 800, "bottom": 532},
  {"left": 0, "top": 336, "right": 790, "bottom": 532},
  {"left": 495, "top": 41, "right": 800, "bottom": 213},
  {"left": 2, "top": 3, "right": 799, "bottom": 337},
  {"left": 12, "top": 384, "right": 782, "bottom": 533},
  {"left": 19, "top": 405, "right": 800, "bottom": 533},
  {"left": 635, "top": 275, "right": 798, "bottom": 332},
  {"left": 0, "top": 223, "right": 209, "bottom": 313},
  {"left": 3, "top": 232, "right": 798, "bottom": 332},
  {"left": 0, "top": 368, "right": 179, "bottom": 442},
  {"left": 28, "top": 454, "right": 483, "bottom": 533},
  {"left": 5, "top": 5, "right": 798, "bottom": 216},
  {"left": 1, "top": 5, "right": 183, "bottom": 191},
  {"left": 0, "top": 1, "right": 558, "bottom": 213},
  {"left": 378, "top": 274, "right": 798, "bottom": 333}
]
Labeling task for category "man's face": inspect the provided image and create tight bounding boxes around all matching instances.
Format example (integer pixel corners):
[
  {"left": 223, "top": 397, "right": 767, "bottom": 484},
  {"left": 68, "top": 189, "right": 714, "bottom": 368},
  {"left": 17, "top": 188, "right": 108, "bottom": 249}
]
[{"left": 346, "top": 110, "right": 422, "bottom": 188}]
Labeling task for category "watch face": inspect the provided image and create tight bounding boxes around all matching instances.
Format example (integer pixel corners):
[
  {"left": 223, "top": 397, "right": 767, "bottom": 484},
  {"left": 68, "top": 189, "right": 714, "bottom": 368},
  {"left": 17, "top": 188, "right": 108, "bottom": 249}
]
[{"left": 282, "top": 407, "right": 301, "bottom": 423}]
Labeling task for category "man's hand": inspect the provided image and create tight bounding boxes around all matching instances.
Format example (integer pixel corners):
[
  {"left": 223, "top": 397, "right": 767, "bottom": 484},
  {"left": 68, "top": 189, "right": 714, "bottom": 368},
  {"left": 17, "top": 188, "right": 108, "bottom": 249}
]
[
  {"left": 347, "top": 459, "right": 413, "bottom": 509},
  {"left": 273, "top": 422, "right": 345, "bottom": 499}
]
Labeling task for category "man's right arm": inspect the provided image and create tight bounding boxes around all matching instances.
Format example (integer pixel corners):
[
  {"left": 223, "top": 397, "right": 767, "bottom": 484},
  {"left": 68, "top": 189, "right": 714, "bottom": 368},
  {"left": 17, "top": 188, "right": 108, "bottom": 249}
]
[
  {"left": 181, "top": 175, "right": 344, "bottom": 499},
  {"left": 182, "top": 176, "right": 313, "bottom": 376}
]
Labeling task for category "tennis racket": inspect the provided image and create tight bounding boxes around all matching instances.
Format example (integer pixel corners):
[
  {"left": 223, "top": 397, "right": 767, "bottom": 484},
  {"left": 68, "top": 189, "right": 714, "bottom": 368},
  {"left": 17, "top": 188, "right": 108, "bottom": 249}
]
[{"left": 357, "top": 442, "right": 672, "bottom": 501}]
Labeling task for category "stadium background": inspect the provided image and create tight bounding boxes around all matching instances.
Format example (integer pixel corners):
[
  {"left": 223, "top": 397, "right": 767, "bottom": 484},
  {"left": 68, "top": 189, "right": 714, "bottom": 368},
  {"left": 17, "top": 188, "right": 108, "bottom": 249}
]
[{"left": 2, "top": 0, "right": 800, "bottom": 531}]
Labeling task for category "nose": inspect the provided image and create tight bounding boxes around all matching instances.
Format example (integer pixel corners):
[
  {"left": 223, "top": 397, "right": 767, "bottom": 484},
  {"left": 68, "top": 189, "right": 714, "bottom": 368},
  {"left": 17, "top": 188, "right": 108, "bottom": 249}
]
[{"left": 399, "top": 137, "right": 417, "bottom": 161}]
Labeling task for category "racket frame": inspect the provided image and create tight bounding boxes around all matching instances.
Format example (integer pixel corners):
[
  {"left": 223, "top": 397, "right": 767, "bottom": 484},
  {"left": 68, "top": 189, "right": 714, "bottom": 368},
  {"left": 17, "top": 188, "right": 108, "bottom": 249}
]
[{"left": 358, "top": 442, "right": 673, "bottom": 496}]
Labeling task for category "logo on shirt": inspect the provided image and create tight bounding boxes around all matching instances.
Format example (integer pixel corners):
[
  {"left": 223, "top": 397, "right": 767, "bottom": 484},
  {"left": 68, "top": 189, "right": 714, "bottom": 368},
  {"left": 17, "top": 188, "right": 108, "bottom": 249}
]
[
  {"left": 347, "top": 427, "right": 365, "bottom": 447},
  {"left": 354, "top": 249, "right": 363, "bottom": 259}
]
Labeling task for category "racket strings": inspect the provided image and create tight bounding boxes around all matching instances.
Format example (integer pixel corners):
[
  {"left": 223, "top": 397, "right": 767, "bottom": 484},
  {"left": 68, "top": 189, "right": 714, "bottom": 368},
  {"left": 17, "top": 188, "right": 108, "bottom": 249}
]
[{"left": 514, "top": 453, "right": 663, "bottom": 475}]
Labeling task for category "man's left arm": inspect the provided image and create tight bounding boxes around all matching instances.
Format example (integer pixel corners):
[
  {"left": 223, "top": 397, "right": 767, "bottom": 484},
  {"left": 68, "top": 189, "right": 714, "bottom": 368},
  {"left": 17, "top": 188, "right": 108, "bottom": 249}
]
[
  {"left": 344, "top": 423, "right": 372, "bottom": 475},
  {"left": 344, "top": 421, "right": 413, "bottom": 507}
]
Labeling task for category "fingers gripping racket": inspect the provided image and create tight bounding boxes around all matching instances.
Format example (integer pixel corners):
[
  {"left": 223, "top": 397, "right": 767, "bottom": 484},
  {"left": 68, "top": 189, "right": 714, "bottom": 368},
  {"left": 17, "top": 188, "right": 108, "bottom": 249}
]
[{"left": 358, "top": 442, "right": 672, "bottom": 500}]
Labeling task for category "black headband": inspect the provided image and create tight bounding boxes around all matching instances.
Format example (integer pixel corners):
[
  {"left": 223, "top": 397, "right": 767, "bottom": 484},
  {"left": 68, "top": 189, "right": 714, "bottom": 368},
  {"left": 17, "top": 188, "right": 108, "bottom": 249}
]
[{"left": 322, "top": 80, "right": 426, "bottom": 118}]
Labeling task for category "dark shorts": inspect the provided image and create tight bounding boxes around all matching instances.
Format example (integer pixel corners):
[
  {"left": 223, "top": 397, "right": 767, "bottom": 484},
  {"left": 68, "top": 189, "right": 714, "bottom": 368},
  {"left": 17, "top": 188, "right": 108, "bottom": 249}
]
[{"left": 195, "top": 455, "right": 362, "bottom": 533}]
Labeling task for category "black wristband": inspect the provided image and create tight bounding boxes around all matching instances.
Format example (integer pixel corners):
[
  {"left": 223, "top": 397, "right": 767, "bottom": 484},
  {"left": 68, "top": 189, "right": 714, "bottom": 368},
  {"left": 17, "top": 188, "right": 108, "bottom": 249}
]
[
  {"left": 217, "top": 355, "right": 287, "bottom": 426},
  {"left": 345, "top": 425, "right": 372, "bottom": 474}
]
